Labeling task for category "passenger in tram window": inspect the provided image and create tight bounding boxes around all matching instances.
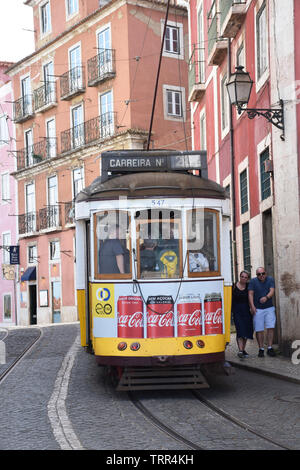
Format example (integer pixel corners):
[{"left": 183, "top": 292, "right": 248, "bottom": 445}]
[
  {"left": 98, "top": 224, "right": 125, "bottom": 274},
  {"left": 140, "top": 239, "right": 157, "bottom": 273},
  {"left": 232, "top": 271, "right": 253, "bottom": 358},
  {"left": 189, "top": 251, "right": 209, "bottom": 272}
]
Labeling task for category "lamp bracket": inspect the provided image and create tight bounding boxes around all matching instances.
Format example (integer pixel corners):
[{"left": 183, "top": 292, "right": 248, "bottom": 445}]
[{"left": 238, "top": 99, "right": 285, "bottom": 139}]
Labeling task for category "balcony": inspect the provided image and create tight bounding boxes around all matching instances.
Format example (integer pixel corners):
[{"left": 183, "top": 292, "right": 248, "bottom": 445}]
[
  {"left": 16, "top": 138, "right": 57, "bottom": 171},
  {"left": 39, "top": 205, "right": 61, "bottom": 231},
  {"left": 220, "top": 0, "right": 247, "bottom": 38},
  {"left": 64, "top": 201, "right": 74, "bottom": 225},
  {"left": 188, "top": 46, "right": 206, "bottom": 102},
  {"left": 19, "top": 212, "right": 38, "bottom": 235},
  {"left": 88, "top": 49, "right": 116, "bottom": 86},
  {"left": 207, "top": 1, "right": 227, "bottom": 66},
  {"left": 13, "top": 95, "right": 34, "bottom": 123},
  {"left": 60, "top": 66, "right": 86, "bottom": 100},
  {"left": 34, "top": 82, "right": 57, "bottom": 113},
  {"left": 60, "top": 112, "right": 117, "bottom": 154}
]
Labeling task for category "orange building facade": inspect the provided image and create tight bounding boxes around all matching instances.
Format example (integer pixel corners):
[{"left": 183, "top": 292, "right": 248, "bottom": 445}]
[{"left": 8, "top": 0, "right": 190, "bottom": 325}]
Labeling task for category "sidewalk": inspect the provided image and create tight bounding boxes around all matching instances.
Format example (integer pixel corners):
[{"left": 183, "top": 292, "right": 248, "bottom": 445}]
[{"left": 225, "top": 334, "right": 300, "bottom": 384}]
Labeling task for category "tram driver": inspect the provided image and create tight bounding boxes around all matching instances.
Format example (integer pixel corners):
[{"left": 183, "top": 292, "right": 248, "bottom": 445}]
[{"left": 98, "top": 224, "right": 125, "bottom": 274}]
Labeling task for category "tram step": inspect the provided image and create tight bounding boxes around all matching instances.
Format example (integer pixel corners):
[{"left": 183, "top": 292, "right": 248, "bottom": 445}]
[{"left": 116, "top": 366, "right": 209, "bottom": 391}]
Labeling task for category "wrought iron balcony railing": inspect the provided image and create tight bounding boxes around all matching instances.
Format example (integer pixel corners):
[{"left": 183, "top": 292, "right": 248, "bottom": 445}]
[
  {"left": 60, "top": 66, "right": 86, "bottom": 100},
  {"left": 64, "top": 201, "right": 75, "bottom": 225},
  {"left": 16, "top": 138, "right": 57, "bottom": 170},
  {"left": 60, "top": 112, "right": 117, "bottom": 154},
  {"left": 34, "top": 82, "right": 57, "bottom": 112},
  {"left": 19, "top": 211, "right": 38, "bottom": 235},
  {"left": 39, "top": 205, "right": 61, "bottom": 231},
  {"left": 13, "top": 95, "right": 34, "bottom": 122},
  {"left": 87, "top": 49, "right": 116, "bottom": 86},
  {"left": 188, "top": 45, "right": 205, "bottom": 101}
]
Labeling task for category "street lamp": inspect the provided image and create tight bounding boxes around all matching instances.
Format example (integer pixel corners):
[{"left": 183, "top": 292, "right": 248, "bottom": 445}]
[{"left": 226, "top": 66, "right": 285, "bottom": 140}]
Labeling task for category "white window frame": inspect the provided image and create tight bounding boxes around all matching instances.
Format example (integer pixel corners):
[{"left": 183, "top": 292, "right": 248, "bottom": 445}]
[
  {"left": 46, "top": 117, "right": 56, "bottom": 158},
  {"left": 0, "top": 115, "right": 8, "bottom": 146},
  {"left": 255, "top": 0, "right": 269, "bottom": 92},
  {"left": 199, "top": 108, "right": 207, "bottom": 151},
  {"left": 40, "top": 0, "right": 52, "bottom": 36},
  {"left": 49, "top": 239, "right": 60, "bottom": 261},
  {"left": 257, "top": 133, "right": 273, "bottom": 212},
  {"left": 28, "top": 244, "right": 38, "bottom": 264},
  {"left": 66, "top": 0, "right": 79, "bottom": 19},
  {"left": 162, "top": 20, "right": 184, "bottom": 60},
  {"left": 1, "top": 173, "right": 10, "bottom": 204},
  {"left": 2, "top": 232, "right": 11, "bottom": 265},
  {"left": 3, "top": 293, "right": 12, "bottom": 322},
  {"left": 220, "top": 71, "right": 229, "bottom": 138},
  {"left": 238, "top": 157, "right": 250, "bottom": 224},
  {"left": 72, "top": 167, "right": 84, "bottom": 199},
  {"left": 70, "top": 102, "right": 84, "bottom": 149},
  {"left": 163, "top": 84, "right": 186, "bottom": 122}
]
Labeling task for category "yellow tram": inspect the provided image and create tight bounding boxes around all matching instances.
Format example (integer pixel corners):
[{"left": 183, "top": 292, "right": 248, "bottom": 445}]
[{"left": 75, "top": 150, "right": 232, "bottom": 389}]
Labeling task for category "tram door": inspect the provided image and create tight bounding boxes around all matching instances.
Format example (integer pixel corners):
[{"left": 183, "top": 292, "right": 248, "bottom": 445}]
[{"left": 29, "top": 285, "right": 37, "bottom": 325}]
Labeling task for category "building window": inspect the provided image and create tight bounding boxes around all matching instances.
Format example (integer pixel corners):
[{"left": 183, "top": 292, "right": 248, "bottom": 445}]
[
  {"left": 46, "top": 118, "right": 56, "bottom": 158},
  {"left": 66, "top": 0, "right": 78, "bottom": 17},
  {"left": 2, "top": 232, "right": 11, "bottom": 265},
  {"left": 28, "top": 245, "right": 38, "bottom": 264},
  {"left": 167, "top": 90, "right": 182, "bottom": 117},
  {"left": 25, "top": 129, "right": 33, "bottom": 167},
  {"left": 25, "top": 182, "right": 36, "bottom": 232},
  {"left": 256, "top": 1, "right": 268, "bottom": 80},
  {"left": 3, "top": 294, "right": 12, "bottom": 321},
  {"left": 221, "top": 73, "right": 229, "bottom": 131},
  {"left": 200, "top": 112, "right": 206, "bottom": 150},
  {"left": 242, "top": 222, "right": 251, "bottom": 273},
  {"left": 163, "top": 21, "right": 184, "bottom": 60},
  {"left": 165, "top": 25, "right": 180, "bottom": 54},
  {"left": 240, "top": 169, "right": 248, "bottom": 214},
  {"left": 100, "top": 90, "right": 114, "bottom": 137},
  {"left": 41, "top": 1, "right": 51, "bottom": 34},
  {"left": 50, "top": 240, "right": 60, "bottom": 260},
  {"left": 260, "top": 148, "right": 271, "bottom": 200},
  {"left": 72, "top": 168, "right": 84, "bottom": 198},
  {"left": 0, "top": 115, "right": 8, "bottom": 145},
  {"left": 71, "top": 104, "right": 84, "bottom": 149},
  {"left": 1, "top": 173, "right": 10, "bottom": 203}
]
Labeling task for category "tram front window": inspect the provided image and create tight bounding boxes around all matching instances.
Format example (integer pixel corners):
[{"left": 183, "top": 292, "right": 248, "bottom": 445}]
[
  {"left": 137, "top": 210, "right": 182, "bottom": 279},
  {"left": 94, "top": 210, "right": 131, "bottom": 279},
  {"left": 187, "top": 209, "right": 220, "bottom": 277}
]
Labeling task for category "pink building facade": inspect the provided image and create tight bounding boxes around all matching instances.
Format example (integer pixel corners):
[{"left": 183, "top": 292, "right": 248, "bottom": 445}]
[
  {"left": 188, "top": 0, "right": 300, "bottom": 353},
  {"left": 0, "top": 62, "right": 18, "bottom": 326}
]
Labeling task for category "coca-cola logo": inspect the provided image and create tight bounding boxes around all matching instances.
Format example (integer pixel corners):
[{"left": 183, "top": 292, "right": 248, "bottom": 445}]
[
  {"left": 147, "top": 311, "right": 174, "bottom": 328},
  {"left": 205, "top": 308, "right": 222, "bottom": 324},
  {"left": 178, "top": 310, "right": 201, "bottom": 326},
  {"left": 118, "top": 311, "right": 143, "bottom": 328}
]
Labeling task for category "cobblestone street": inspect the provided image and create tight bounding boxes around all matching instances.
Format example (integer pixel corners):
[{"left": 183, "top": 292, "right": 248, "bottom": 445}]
[{"left": 0, "top": 323, "right": 299, "bottom": 451}]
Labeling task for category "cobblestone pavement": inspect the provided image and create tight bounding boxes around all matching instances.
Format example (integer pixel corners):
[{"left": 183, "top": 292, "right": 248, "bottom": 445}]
[{"left": 0, "top": 323, "right": 299, "bottom": 450}]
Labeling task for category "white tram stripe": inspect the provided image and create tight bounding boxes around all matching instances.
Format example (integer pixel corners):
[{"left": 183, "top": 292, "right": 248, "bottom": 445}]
[{"left": 47, "top": 333, "right": 84, "bottom": 450}]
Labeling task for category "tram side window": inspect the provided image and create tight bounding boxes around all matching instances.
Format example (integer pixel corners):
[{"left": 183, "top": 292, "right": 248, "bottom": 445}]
[
  {"left": 187, "top": 209, "right": 220, "bottom": 276},
  {"left": 137, "top": 209, "right": 182, "bottom": 279},
  {"left": 94, "top": 210, "right": 131, "bottom": 278}
]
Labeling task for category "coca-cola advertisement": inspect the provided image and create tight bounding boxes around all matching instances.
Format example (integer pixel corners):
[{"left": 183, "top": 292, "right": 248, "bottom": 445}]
[
  {"left": 92, "top": 281, "right": 224, "bottom": 339},
  {"left": 177, "top": 294, "right": 202, "bottom": 337},
  {"left": 147, "top": 295, "right": 174, "bottom": 338},
  {"left": 204, "top": 293, "right": 223, "bottom": 335},
  {"left": 117, "top": 296, "right": 144, "bottom": 338}
]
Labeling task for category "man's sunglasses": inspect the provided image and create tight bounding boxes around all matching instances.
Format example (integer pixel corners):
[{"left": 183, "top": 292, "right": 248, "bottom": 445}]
[{"left": 257, "top": 272, "right": 266, "bottom": 276}]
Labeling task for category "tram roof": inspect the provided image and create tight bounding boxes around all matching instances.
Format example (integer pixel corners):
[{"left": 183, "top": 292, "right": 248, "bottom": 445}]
[{"left": 76, "top": 171, "right": 228, "bottom": 202}]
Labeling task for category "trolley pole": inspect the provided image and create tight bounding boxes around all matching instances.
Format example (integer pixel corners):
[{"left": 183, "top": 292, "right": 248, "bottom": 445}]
[{"left": 146, "top": 0, "right": 171, "bottom": 150}]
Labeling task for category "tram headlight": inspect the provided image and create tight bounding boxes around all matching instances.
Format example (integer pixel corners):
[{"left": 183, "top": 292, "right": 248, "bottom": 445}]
[
  {"left": 130, "top": 342, "right": 140, "bottom": 351},
  {"left": 183, "top": 340, "right": 193, "bottom": 350},
  {"left": 118, "top": 342, "right": 127, "bottom": 351},
  {"left": 196, "top": 340, "right": 205, "bottom": 348}
]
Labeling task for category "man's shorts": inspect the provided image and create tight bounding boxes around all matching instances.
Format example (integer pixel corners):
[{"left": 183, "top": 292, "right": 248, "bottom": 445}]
[{"left": 253, "top": 306, "right": 276, "bottom": 332}]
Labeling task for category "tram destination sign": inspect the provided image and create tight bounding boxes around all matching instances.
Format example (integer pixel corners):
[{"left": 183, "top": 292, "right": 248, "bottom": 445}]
[{"left": 101, "top": 151, "right": 207, "bottom": 174}]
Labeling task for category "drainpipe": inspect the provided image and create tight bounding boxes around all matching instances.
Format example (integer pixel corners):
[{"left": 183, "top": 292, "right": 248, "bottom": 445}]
[{"left": 228, "top": 38, "right": 238, "bottom": 283}]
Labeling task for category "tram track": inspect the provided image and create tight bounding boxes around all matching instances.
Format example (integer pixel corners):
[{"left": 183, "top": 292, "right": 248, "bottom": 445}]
[
  {"left": 128, "top": 391, "right": 205, "bottom": 450},
  {"left": 192, "top": 390, "right": 292, "bottom": 450},
  {"left": 0, "top": 327, "right": 43, "bottom": 385}
]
